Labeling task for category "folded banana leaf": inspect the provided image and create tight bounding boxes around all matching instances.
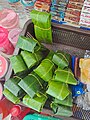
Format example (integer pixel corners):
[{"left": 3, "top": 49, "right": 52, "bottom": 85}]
[
  {"left": 30, "top": 10, "right": 52, "bottom": 44},
  {"left": 10, "top": 55, "right": 27, "bottom": 74},
  {"left": 54, "top": 68, "right": 77, "bottom": 85},
  {"left": 51, "top": 103, "right": 73, "bottom": 117},
  {"left": 4, "top": 77, "right": 25, "bottom": 98},
  {"left": 23, "top": 93, "right": 47, "bottom": 112},
  {"left": 54, "top": 94, "right": 73, "bottom": 107},
  {"left": 21, "top": 51, "right": 37, "bottom": 68},
  {"left": 17, "top": 36, "right": 41, "bottom": 52},
  {"left": 3, "top": 88, "right": 20, "bottom": 104},
  {"left": 46, "top": 50, "right": 55, "bottom": 60},
  {"left": 52, "top": 51, "right": 70, "bottom": 69},
  {"left": 16, "top": 68, "right": 32, "bottom": 79},
  {"left": 18, "top": 72, "right": 45, "bottom": 98},
  {"left": 34, "top": 59, "right": 54, "bottom": 82},
  {"left": 57, "top": 50, "right": 71, "bottom": 62},
  {"left": 46, "top": 81, "right": 70, "bottom": 100}
]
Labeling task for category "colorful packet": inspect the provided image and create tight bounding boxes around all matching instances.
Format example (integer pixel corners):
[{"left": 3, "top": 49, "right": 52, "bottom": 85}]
[
  {"left": 51, "top": 6, "right": 66, "bottom": 12},
  {"left": 65, "top": 15, "right": 80, "bottom": 22},
  {"left": 52, "top": 16, "right": 62, "bottom": 21},
  {"left": 69, "top": 0, "right": 84, "bottom": 3},
  {"left": 80, "top": 12, "right": 90, "bottom": 19},
  {"left": 59, "top": 2, "right": 68, "bottom": 6},
  {"left": 66, "top": 8, "right": 81, "bottom": 17},
  {"left": 51, "top": 11, "right": 65, "bottom": 19},
  {"left": 79, "top": 58, "right": 90, "bottom": 84},
  {"left": 64, "top": 18, "right": 79, "bottom": 25},
  {"left": 82, "top": 6, "right": 90, "bottom": 13},
  {"left": 84, "top": 1, "right": 90, "bottom": 7},
  {"left": 79, "top": 18, "right": 90, "bottom": 27},
  {"left": 67, "top": 3, "right": 83, "bottom": 10},
  {"left": 37, "top": 0, "right": 51, "bottom": 5},
  {"left": 69, "top": 1, "right": 84, "bottom": 6},
  {"left": 34, "top": 1, "right": 50, "bottom": 12},
  {"left": 53, "top": 4, "right": 66, "bottom": 8}
]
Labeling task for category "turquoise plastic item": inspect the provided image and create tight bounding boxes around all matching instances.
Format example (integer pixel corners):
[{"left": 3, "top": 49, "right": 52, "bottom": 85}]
[
  {"left": 8, "top": 0, "right": 20, "bottom": 3},
  {"left": 20, "top": 0, "right": 35, "bottom": 7},
  {"left": 23, "top": 113, "right": 62, "bottom": 120}
]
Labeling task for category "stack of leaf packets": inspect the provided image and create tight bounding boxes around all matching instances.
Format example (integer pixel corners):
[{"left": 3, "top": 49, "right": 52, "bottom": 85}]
[
  {"left": 3, "top": 77, "right": 25, "bottom": 104},
  {"left": 45, "top": 51, "right": 77, "bottom": 116},
  {"left": 30, "top": 10, "right": 52, "bottom": 44},
  {"left": 3, "top": 35, "right": 77, "bottom": 117}
]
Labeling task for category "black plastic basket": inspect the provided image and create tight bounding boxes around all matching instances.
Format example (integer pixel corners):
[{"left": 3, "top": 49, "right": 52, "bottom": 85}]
[{"left": 21, "top": 20, "right": 90, "bottom": 120}]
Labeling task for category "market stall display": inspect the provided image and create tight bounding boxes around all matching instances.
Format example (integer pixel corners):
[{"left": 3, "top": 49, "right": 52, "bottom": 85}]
[{"left": 0, "top": 1, "right": 90, "bottom": 120}]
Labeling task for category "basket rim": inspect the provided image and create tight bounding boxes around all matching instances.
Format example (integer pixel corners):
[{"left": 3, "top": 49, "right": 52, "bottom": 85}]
[{"left": 21, "top": 19, "right": 90, "bottom": 37}]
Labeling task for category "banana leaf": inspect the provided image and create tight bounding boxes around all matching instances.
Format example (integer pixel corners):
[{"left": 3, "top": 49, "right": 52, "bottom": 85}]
[
  {"left": 46, "top": 50, "right": 55, "bottom": 60},
  {"left": 30, "top": 10, "right": 52, "bottom": 44},
  {"left": 54, "top": 94, "right": 73, "bottom": 107},
  {"left": 16, "top": 68, "right": 32, "bottom": 79},
  {"left": 18, "top": 72, "right": 45, "bottom": 98},
  {"left": 23, "top": 93, "right": 47, "bottom": 112},
  {"left": 52, "top": 51, "right": 70, "bottom": 69},
  {"left": 21, "top": 51, "right": 37, "bottom": 68},
  {"left": 34, "top": 59, "right": 54, "bottom": 82},
  {"left": 10, "top": 55, "right": 27, "bottom": 74},
  {"left": 57, "top": 50, "right": 71, "bottom": 62},
  {"left": 51, "top": 103, "right": 73, "bottom": 117},
  {"left": 54, "top": 68, "right": 77, "bottom": 85},
  {"left": 4, "top": 77, "right": 25, "bottom": 98},
  {"left": 17, "top": 36, "right": 41, "bottom": 52},
  {"left": 3, "top": 88, "right": 20, "bottom": 104},
  {"left": 46, "top": 81, "right": 70, "bottom": 100}
]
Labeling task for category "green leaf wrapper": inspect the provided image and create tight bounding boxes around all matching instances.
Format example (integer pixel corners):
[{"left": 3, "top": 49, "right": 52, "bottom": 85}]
[
  {"left": 46, "top": 81, "right": 70, "bottom": 100},
  {"left": 3, "top": 88, "right": 20, "bottom": 104},
  {"left": 21, "top": 51, "right": 37, "bottom": 68},
  {"left": 34, "top": 59, "right": 54, "bottom": 82},
  {"left": 18, "top": 72, "right": 45, "bottom": 98},
  {"left": 4, "top": 77, "right": 25, "bottom": 97},
  {"left": 31, "top": 10, "right": 52, "bottom": 44},
  {"left": 54, "top": 68, "right": 77, "bottom": 85},
  {"left": 23, "top": 93, "right": 47, "bottom": 112},
  {"left": 52, "top": 51, "right": 70, "bottom": 69},
  {"left": 10, "top": 55, "right": 27, "bottom": 74},
  {"left": 54, "top": 94, "right": 73, "bottom": 107},
  {"left": 51, "top": 103, "right": 73, "bottom": 117},
  {"left": 17, "top": 36, "right": 41, "bottom": 52}
]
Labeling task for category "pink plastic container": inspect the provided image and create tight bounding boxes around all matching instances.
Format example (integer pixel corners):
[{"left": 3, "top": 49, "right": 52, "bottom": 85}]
[
  {"left": 0, "top": 9, "right": 19, "bottom": 31},
  {"left": 0, "top": 26, "right": 14, "bottom": 55},
  {"left": 8, "top": 28, "right": 21, "bottom": 47},
  {"left": 0, "top": 55, "right": 9, "bottom": 79},
  {"left": 0, "top": 83, "right": 3, "bottom": 100}
]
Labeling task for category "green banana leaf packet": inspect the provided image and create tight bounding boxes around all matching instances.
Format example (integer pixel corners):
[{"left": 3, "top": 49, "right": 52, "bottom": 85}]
[{"left": 30, "top": 10, "right": 52, "bottom": 43}]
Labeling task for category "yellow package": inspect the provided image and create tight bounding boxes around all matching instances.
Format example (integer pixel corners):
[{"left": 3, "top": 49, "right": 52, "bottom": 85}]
[{"left": 79, "top": 58, "right": 90, "bottom": 84}]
